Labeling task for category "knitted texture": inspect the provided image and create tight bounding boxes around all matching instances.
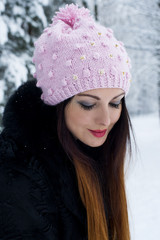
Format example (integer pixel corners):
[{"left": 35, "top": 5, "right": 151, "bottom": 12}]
[{"left": 33, "top": 4, "right": 132, "bottom": 106}]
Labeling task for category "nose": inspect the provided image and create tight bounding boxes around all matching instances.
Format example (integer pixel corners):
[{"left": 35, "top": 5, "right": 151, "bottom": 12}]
[{"left": 95, "top": 106, "right": 110, "bottom": 127}]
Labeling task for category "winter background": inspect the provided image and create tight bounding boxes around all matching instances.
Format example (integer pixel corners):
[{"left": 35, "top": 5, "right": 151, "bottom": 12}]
[{"left": 0, "top": 0, "right": 160, "bottom": 239}]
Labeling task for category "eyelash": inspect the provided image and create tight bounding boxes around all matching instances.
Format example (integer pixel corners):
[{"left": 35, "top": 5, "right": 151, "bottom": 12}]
[
  {"left": 79, "top": 102, "right": 121, "bottom": 111},
  {"left": 109, "top": 102, "right": 121, "bottom": 109},
  {"left": 79, "top": 104, "right": 96, "bottom": 111}
]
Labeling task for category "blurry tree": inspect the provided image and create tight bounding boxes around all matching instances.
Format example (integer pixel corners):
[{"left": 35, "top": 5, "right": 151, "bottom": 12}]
[
  {"left": 99, "top": 0, "right": 160, "bottom": 115},
  {"left": 0, "top": 0, "right": 48, "bottom": 127}
]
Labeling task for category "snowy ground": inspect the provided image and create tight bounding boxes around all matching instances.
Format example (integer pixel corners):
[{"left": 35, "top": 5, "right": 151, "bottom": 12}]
[{"left": 126, "top": 113, "right": 160, "bottom": 240}]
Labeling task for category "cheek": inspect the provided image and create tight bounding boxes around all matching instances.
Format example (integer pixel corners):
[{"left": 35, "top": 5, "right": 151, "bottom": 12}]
[
  {"left": 113, "top": 112, "right": 121, "bottom": 123},
  {"left": 110, "top": 109, "right": 122, "bottom": 128},
  {"left": 65, "top": 106, "right": 89, "bottom": 130},
  {"left": 72, "top": 110, "right": 91, "bottom": 127}
]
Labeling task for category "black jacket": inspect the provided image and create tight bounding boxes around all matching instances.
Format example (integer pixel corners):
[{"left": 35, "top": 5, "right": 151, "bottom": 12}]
[{"left": 0, "top": 80, "right": 93, "bottom": 240}]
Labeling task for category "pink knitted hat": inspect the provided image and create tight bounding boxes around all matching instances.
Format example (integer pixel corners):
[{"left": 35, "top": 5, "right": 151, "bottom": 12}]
[{"left": 33, "top": 3, "right": 132, "bottom": 106}]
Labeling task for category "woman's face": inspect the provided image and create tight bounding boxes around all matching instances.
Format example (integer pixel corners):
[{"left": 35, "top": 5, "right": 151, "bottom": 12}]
[{"left": 64, "top": 88, "right": 124, "bottom": 147}]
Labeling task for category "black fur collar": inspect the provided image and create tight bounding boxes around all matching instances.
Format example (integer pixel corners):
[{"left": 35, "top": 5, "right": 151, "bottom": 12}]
[
  {"left": 1, "top": 80, "right": 87, "bottom": 225},
  {"left": 2, "top": 80, "right": 61, "bottom": 155}
]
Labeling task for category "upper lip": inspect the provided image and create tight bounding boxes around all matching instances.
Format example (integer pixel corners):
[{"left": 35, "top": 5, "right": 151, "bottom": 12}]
[{"left": 89, "top": 129, "right": 107, "bottom": 133}]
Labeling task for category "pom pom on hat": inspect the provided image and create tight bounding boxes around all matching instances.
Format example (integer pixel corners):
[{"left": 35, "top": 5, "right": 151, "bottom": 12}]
[
  {"left": 52, "top": 3, "right": 92, "bottom": 28},
  {"left": 33, "top": 4, "right": 132, "bottom": 106}
]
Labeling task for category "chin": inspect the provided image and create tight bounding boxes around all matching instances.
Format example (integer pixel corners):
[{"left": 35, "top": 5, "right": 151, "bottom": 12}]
[{"left": 86, "top": 140, "right": 105, "bottom": 148}]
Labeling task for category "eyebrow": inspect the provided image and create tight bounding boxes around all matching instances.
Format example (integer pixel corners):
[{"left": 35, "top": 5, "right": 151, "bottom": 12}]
[{"left": 77, "top": 92, "right": 125, "bottom": 100}]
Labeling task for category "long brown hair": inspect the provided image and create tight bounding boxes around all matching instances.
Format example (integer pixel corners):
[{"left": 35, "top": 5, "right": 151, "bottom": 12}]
[{"left": 56, "top": 97, "right": 133, "bottom": 240}]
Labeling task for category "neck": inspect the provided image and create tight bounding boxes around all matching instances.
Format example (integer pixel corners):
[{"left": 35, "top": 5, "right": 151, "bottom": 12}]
[{"left": 76, "top": 139, "right": 104, "bottom": 162}]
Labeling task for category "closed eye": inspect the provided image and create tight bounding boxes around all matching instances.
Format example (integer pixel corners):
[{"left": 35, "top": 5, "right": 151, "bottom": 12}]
[
  {"left": 109, "top": 101, "right": 121, "bottom": 109},
  {"left": 78, "top": 102, "right": 96, "bottom": 111}
]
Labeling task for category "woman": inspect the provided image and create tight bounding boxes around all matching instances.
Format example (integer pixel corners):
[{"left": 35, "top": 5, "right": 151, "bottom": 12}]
[{"left": 0, "top": 4, "right": 133, "bottom": 240}]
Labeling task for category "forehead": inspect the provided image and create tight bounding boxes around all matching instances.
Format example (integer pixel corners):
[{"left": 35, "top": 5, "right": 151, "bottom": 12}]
[{"left": 76, "top": 88, "right": 125, "bottom": 99}]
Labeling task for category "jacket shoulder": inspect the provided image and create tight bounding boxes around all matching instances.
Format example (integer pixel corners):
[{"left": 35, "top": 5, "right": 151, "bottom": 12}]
[{"left": 0, "top": 133, "right": 59, "bottom": 239}]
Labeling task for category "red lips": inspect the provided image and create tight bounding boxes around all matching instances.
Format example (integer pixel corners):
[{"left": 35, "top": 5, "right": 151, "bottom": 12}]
[{"left": 88, "top": 129, "right": 107, "bottom": 138}]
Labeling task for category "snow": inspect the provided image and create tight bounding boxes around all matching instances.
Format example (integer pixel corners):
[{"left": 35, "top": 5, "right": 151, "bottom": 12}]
[
  {"left": 0, "top": 80, "right": 5, "bottom": 102},
  {"left": 0, "top": 17, "right": 8, "bottom": 45},
  {"left": 13, "top": 5, "right": 25, "bottom": 15},
  {"left": 30, "top": 2, "right": 48, "bottom": 28},
  {"left": 126, "top": 113, "right": 160, "bottom": 240},
  {"left": 1, "top": 53, "right": 28, "bottom": 88},
  {"left": 8, "top": 18, "right": 25, "bottom": 37},
  {"left": 0, "top": 0, "right": 5, "bottom": 13},
  {"left": 38, "top": 0, "right": 50, "bottom": 6}
]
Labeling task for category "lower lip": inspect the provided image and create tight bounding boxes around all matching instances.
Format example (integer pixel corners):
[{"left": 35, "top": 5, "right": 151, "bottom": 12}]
[{"left": 88, "top": 130, "right": 107, "bottom": 138}]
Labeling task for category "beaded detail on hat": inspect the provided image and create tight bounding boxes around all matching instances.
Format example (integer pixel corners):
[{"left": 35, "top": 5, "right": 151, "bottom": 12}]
[{"left": 33, "top": 3, "right": 132, "bottom": 105}]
